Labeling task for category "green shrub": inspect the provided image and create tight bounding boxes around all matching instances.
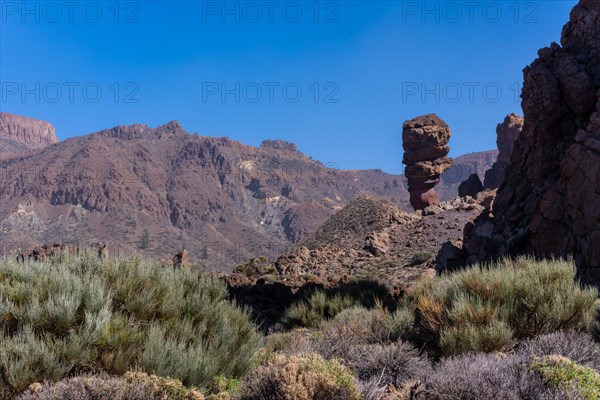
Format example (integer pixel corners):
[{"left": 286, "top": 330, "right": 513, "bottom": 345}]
[
  {"left": 0, "top": 254, "right": 261, "bottom": 396},
  {"left": 205, "top": 375, "right": 242, "bottom": 400},
  {"left": 439, "top": 319, "right": 514, "bottom": 356},
  {"left": 284, "top": 291, "right": 355, "bottom": 328},
  {"left": 283, "top": 280, "right": 395, "bottom": 329},
  {"left": 408, "top": 251, "right": 432, "bottom": 266},
  {"left": 530, "top": 355, "right": 600, "bottom": 400},
  {"left": 270, "top": 306, "right": 415, "bottom": 370},
  {"left": 588, "top": 300, "right": 600, "bottom": 342},
  {"left": 239, "top": 353, "right": 360, "bottom": 400},
  {"left": 406, "top": 257, "right": 597, "bottom": 357}
]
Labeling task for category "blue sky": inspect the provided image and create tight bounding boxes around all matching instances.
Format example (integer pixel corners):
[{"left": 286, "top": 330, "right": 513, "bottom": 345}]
[{"left": 1, "top": 1, "right": 576, "bottom": 173}]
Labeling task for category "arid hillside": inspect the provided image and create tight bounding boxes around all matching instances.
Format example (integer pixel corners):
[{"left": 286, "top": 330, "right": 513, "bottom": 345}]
[{"left": 1, "top": 117, "right": 495, "bottom": 271}]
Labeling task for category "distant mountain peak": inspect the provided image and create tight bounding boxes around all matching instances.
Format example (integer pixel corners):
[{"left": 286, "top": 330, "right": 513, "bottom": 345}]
[
  {"left": 96, "top": 120, "right": 188, "bottom": 141},
  {"left": 260, "top": 139, "right": 298, "bottom": 152}
]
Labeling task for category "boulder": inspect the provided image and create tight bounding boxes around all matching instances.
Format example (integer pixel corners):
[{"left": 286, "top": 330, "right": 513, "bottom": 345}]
[
  {"left": 364, "top": 231, "right": 390, "bottom": 257},
  {"left": 458, "top": 174, "right": 484, "bottom": 198}
]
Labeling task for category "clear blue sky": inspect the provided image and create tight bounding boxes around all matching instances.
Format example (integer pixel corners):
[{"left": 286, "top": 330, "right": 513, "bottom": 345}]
[{"left": 1, "top": 1, "right": 576, "bottom": 174}]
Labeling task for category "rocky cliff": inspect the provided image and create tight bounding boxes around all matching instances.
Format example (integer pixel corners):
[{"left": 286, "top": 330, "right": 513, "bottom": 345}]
[
  {"left": 483, "top": 114, "right": 524, "bottom": 189},
  {"left": 0, "top": 113, "right": 58, "bottom": 153},
  {"left": 463, "top": 0, "right": 600, "bottom": 283}
]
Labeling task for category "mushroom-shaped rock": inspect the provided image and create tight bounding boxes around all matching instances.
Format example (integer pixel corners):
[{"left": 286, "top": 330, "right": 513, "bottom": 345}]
[{"left": 402, "top": 114, "right": 452, "bottom": 210}]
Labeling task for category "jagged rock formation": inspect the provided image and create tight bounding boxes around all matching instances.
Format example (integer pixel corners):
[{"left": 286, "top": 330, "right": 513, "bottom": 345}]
[
  {"left": 270, "top": 194, "right": 483, "bottom": 290},
  {"left": 463, "top": 0, "right": 600, "bottom": 283},
  {"left": 402, "top": 114, "right": 452, "bottom": 210},
  {"left": 483, "top": 114, "right": 524, "bottom": 189},
  {"left": 223, "top": 193, "right": 486, "bottom": 328},
  {"left": 0, "top": 115, "right": 497, "bottom": 272},
  {"left": 259, "top": 139, "right": 298, "bottom": 152},
  {"left": 458, "top": 174, "right": 484, "bottom": 198}
]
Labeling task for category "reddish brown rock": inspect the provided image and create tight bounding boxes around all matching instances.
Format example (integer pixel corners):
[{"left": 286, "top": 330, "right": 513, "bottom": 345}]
[
  {"left": 484, "top": 114, "right": 524, "bottom": 189},
  {"left": 0, "top": 113, "right": 496, "bottom": 271},
  {"left": 402, "top": 114, "right": 452, "bottom": 210},
  {"left": 0, "top": 112, "right": 57, "bottom": 147},
  {"left": 463, "top": 0, "right": 600, "bottom": 283},
  {"left": 172, "top": 249, "right": 190, "bottom": 268}
]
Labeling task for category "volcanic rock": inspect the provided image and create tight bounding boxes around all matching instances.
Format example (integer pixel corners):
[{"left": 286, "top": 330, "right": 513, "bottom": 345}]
[
  {"left": 260, "top": 139, "right": 299, "bottom": 152},
  {"left": 0, "top": 112, "right": 57, "bottom": 146},
  {"left": 0, "top": 120, "right": 411, "bottom": 270},
  {"left": 463, "top": 0, "right": 600, "bottom": 283},
  {"left": 483, "top": 114, "right": 524, "bottom": 189},
  {"left": 458, "top": 174, "right": 484, "bottom": 198},
  {"left": 0, "top": 113, "right": 58, "bottom": 156},
  {"left": 402, "top": 114, "right": 452, "bottom": 210},
  {"left": 0, "top": 113, "right": 497, "bottom": 271},
  {"left": 172, "top": 249, "right": 190, "bottom": 268},
  {"left": 364, "top": 231, "right": 390, "bottom": 257},
  {"left": 272, "top": 194, "right": 482, "bottom": 288}
]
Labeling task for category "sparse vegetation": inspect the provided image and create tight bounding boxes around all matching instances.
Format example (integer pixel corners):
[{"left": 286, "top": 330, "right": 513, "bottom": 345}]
[
  {"left": 239, "top": 353, "right": 360, "bottom": 400},
  {"left": 5, "top": 251, "right": 600, "bottom": 400},
  {"left": 346, "top": 340, "right": 430, "bottom": 387},
  {"left": 283, "top": 280, "right": 395, "bottom": 329},
  {"left": 18, "top": 372, "right": 206, "bottom": 400},
  {"left": 531, "top": 355, "right": 600, "bottom": 399},
  {"left": 0, "top": 253, "right": 261, "bottom": 396},
  {"left": 408, "top": 251, "right": 432, "bottom": 266},
  {"left": 422, "top": 351, "right": 557, "bottom": 399},
  {"left": 406, "top": 257, "right": 597, "bottom": 357},
  {"left": 283, "top": 290, "right": 356, "bottom": 328},
  {"left": 139, "top": 229, "right": 150, "bottom": 250}
]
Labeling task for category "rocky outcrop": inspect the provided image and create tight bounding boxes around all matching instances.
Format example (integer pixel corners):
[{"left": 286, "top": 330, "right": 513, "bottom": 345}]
[
  {"left": 97, "top": 120, "right": 186, "bottom": 140},
  {"left": 0, "top": 113, "right": 499, "bottom": 271},
  {"left": 402, "top": 114, "right": 452, "bottom": 210},
  {"left": 0, "top": 112, "right": 57, "bottom": 147},
  {"left": 260, "top": 139, "right": 298, "bottom": 152},
  {"left": 172, "top": 249, "right": 190, "bottom": 268},
  {"left": 16, "top": 243, "right": 106, "bottom": 262},
  {"left": 463, "top": 0, "right": 600, "bottom": 283},
  {"left": 272, "top": 195, "right": 482, "bottom": 290},
  {"left": 484, "top": 114, "right": 524, "bottom": 189},
  {"left": 364, "top": 231, "right": 390, "bottom": 257},
  {"left": 458, "top": 174, "right": 484, "bottom": 198}
]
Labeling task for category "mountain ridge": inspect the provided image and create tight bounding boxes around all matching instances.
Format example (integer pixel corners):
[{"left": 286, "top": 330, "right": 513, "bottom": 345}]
[{"left": 0, "top": 117, "right": 496, "bottom": 271}]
